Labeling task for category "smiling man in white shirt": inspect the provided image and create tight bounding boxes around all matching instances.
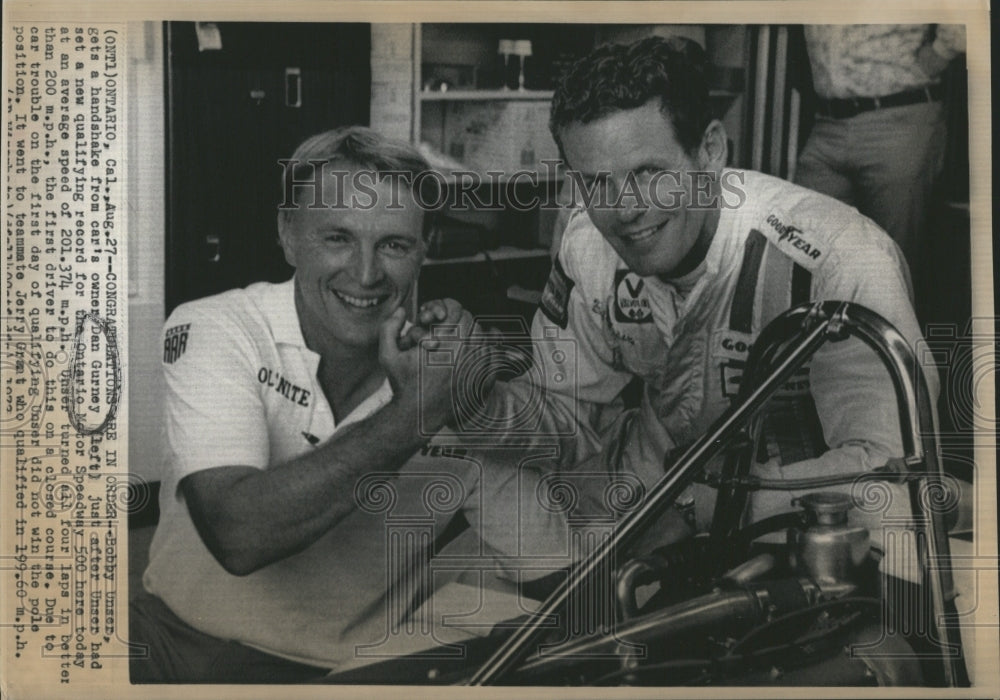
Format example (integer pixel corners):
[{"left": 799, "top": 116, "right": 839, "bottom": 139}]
[{"left": 131, "top": 127, "right": 573, "bottom": 682}]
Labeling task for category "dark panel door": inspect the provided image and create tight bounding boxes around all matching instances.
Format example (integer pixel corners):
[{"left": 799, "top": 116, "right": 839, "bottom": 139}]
[{"left": 165, "top": 22, "right": 371, "bottom": 312}]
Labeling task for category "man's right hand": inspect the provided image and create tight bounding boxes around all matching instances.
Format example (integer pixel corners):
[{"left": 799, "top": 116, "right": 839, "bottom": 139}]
[{"left": 378, "top": 300, "right": 477, "bottom": 435}]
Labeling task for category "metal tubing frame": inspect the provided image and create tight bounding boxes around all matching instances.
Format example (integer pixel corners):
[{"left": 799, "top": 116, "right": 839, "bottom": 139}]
[{"left": 468, "top": 301, "right": 968, "bottom": 686}]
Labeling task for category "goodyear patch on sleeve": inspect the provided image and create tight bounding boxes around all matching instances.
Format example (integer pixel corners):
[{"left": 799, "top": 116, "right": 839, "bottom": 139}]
[
  {"left": 539, "top": 256, "right": 574, "bottom": 329},
  {"left": 762, "top": 213, "right": 825, "bottom": 269}
]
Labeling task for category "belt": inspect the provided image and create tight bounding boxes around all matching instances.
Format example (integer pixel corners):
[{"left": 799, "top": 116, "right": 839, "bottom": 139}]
[{"left": 815, "top": 84, "right": 943, "bottom": 119}]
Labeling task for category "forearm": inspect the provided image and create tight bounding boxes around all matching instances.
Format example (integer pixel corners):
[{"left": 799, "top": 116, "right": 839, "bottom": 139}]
[
  {"left": 749, "top": 443, "right": 910, "bottom": 536},
  {"left": 931, "top": 24, "right": 966, "bottom": 60},
  {"left": 477, "top": 378, "right": 610, "bottom": 459},
  {"left": 186, "top": 395, "right": 427, "bottom": 575},
  {"left": 917, "top": 25, "right": 965, "bottom": 78}
]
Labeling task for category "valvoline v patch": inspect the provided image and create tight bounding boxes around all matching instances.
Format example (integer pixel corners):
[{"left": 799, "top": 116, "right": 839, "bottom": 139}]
[{"left": 613, "top": 269, "right": 653, "bottom": 323}]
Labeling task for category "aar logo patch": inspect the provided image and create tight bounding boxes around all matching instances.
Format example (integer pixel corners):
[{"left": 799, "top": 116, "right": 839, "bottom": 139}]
[
  {"left": 539, "top": 256, "right": 574, "bottom": 329},
  {"left": 163, "top": 324, "right": 190, "bottom": 364},
  {"left": 613, "top": 270, "right": 653, "bottom": 323}
]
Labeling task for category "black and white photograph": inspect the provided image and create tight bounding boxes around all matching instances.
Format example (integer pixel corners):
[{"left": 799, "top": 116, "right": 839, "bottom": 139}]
[{"left": 1, "top": 2, "right": 996, "bottom": 697}]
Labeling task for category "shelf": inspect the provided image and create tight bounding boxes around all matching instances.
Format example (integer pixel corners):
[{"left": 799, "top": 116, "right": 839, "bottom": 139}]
[
  {"left": 422, "top": 89, "right": 733, "bottom": 102},
  {"left": 422, "top": 246, "right": 550, "bottom": 267},
  {"left": 420, "top": 89, "right": 554, "bottom": 102}
]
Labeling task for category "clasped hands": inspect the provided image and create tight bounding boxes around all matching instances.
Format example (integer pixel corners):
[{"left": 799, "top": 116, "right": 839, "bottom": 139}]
[{"left": 378, "top": 299, "right": 505, "bottom": 434}]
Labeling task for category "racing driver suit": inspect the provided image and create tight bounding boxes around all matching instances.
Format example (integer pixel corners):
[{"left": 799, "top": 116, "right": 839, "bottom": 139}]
[{"left": 485, "top": 169, "right": 936, "bottom": 572}]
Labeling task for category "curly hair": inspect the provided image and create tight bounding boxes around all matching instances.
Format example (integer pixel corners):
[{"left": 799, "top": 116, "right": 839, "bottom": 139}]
[{"left": 549, "top": 35, "right": 711, "bottom": 156}]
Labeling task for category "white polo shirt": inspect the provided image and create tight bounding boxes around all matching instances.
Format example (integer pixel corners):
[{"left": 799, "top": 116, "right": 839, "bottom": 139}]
[{"left": 144, "top": 279, "right": 572, "bottom": 670}]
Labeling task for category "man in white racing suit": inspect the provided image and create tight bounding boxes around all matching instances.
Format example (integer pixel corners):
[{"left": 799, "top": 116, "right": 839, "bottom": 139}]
[{"left": 485, "top": 36, "right": 936, "bottom": 563}]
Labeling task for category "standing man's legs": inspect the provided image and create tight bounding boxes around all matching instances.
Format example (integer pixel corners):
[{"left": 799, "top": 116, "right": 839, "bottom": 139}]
[
  {"left": 849, "top": 102, "right": 947, "bottom": 277},
  {"left": 794, "top": 116, "right": 857, "bottom": 207}
]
